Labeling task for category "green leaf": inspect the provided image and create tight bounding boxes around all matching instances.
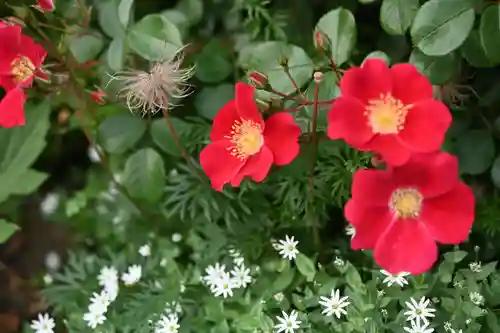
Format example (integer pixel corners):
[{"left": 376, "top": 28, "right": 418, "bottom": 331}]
[
  {"left": 10, "top": 169, "right": 48, "bottom": 195},
  {"left": 122, "top": 148, "right": 166, "bottom": 203},
  {"left": 461, "top": 29, "right": 496, "bottom": 68},
  {"left": 150, "top": 117, "right": 190, "bottom": 157},
  {"left": 127, "top": 14, "right": 183, "bottom": 61},
  {"left": 161, "top": 10, "right": 190, "bottom": 37},
  {"left": 106, "top": 36, "right": 126, "bottom": 72},
  {"left": 271, "top": 266, "right": 295, "bottom": 293},
  {"left": 345, "top": 264, "right": 366, "bottom": 294},
  {"left": 480, "top": 4, "right": 500, "bottom": 64},
  {"left": 68, "top": 31, "right": 105, "bottom": 64},
  {"left": 410, "top": 0, "right": 477, "bottom": 56},
  {"left": 0, "top": 101, "right": 51, "bottom": 204},
  {"left": 475, "top": 261, "right": 497, "bottom": 280},
  {"left": 491, "top": 156, "right": 500, "bottom": 188},
  {"left": 316, "top": 8, "right": 357, "bottom": 66},
  {"left": 444, "top": 250, "right": 468, "bottom": 263},
  {"left": 65, "top": 192, "right": 87, "bottom": 217},
  {"left": 195, "top": 39, "right": 232, "bottom": 83},
  {"left": 0, "top": 219, "right": 18, "bottom": 244},
  {"left": 380, "top": 0, "right": 419, "bottom": 36},
  {"left": 118, "top": 0, "right": 134, "bottom": 27},
  {"left": 97, "top": 114, "right": 146, "bottom": 154},
  {"left": 195, "top": 84, "right": 234, "bottom": 120},
  {"left": 456, "top": 130, "right": 495, "bottom": 175},
  {"left": 295, "top": 253, "right": 316, "bottom": 281},
  {"left": 98, "top": 0, "right": 125, "bottom": 38},
  {"left": 409, "top": 49, "right": 458, "bottom": 84},
  {"left": 244, "top": 41, "right": 314, "bottom": 94},
  {"left": 363, "top": 51, "right": 391, "bottom": 65},
  {"left": 176, "top": 0, "right": 203, "bottom": 25}
]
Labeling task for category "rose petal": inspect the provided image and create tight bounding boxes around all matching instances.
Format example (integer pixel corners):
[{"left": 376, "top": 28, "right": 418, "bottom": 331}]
[
  {"left": 327, "top": 97, "right": 374, "bottom": 145},
  {"left": 0, "top": 88, "right": 26, "bottom": 128},
  {"left": 200, "top": 141, "right": 245, "bottom": 191},
  {"left": 391, "top": 151, "right": 459, "bottom": 198},
  {"left": 374, "top": 219, "right": 438, "bottom": 275},
  {"left": 231, "top": 146, "right": 273, "bottom": 186},
  {"left": 421, "top": 182, "right": 475, "bottom": 244},
  {"left": 235, "top": 82, "right": 264, "bottom": 125},
  {"left": 367, "top": 135, "right": 411, "bottom": 166},
  {"left": 340, "top": 58, "right": 391, "bottom": 104},
  {"left": 345, "top": 200, "right": 392, "bottom": 250},
  {"left": 399, "top": 100, "right": 451, "bottom": 152},
  {"left": 390, "top": 63, "right": 434, "bottom": 104},
  {"left": 263, "top": 112, "right": 301, "bottom": 165},
  {"left": 0, "top": 26, "right": 20, "bottom": 77},
  {"left": 209, "top": 100, "right": 239, "bottom": 141},
  {"left": 351, "top": 169, "right": 395, "bottom": 207}
]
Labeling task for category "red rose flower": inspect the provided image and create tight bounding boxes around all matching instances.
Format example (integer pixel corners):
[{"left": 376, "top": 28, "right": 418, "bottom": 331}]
[
  {"left": 200, "top": 82, "right": 301, "bottom": 191},
  {"left": 34, "top": 0, "right": 55, "bottom": 12},
  {"left": 345, "top": 151, "right": 475, "bottom": 275},
  {"left": 0, "top": 88, "right": 26, "bottom": 128},
  {"left": 0, "top": 26, "right": 47, "bottom": 91},
  {"left": 327, "top": 59, "right": 452, "bottom": 166}
]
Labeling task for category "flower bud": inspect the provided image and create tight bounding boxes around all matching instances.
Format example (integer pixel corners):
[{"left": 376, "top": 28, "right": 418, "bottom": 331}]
[
  {"left": 34, "top": 0, "right": 55, "bottom": 12},
  {"left": 314, "top": 30, "right": 329, "bottom": 52},
  {"left": 248, "top": 71, "right": 267, "bottom": 88}
]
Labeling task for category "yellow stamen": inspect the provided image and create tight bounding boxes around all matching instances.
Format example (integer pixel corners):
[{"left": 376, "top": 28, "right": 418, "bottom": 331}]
[
  {"left": 225, "top": 119, "right": 263, "bottom": 160},
  {"left": 11, "top": 56, "right": 35, "bottom": 84},
  {"left": 365, "top": 93, "right": 412, "bottom": 134},
  {"left": 389, "top": 188, "right": 423, "bottom": 218}
]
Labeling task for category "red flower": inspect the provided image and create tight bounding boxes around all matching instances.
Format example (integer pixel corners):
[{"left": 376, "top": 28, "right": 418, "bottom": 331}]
[
  {"left": 200, "top": 82, "right": 301, "bottom": 191},
  {"left": 34, "top": 0, "right": 55, "bottom": 12},
  {"left": 345, "top": 151, "right": 475, "bottom": 275},
  {"left": 327, "top": 59, "right": 452, "bottom": 166},
  {"left": 0, "top": 89, "right": 26, "bottom": 128},
  {"left": 0, "top": 26, "right": 47, "bottom": 91},
  {"left": 90, "top": 87, "right": 106, "bottom": 104}
]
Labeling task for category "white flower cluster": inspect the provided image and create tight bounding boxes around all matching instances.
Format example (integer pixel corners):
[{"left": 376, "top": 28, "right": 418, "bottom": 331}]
[
  {"left": 202, "top": 248, "right": 252, "bottom": 298},
  {"left": 403, "top": 296, "right": 436, "bottom": 333},
  {"left": 83, "top": 266, "right": 120, "bottom": 329}
]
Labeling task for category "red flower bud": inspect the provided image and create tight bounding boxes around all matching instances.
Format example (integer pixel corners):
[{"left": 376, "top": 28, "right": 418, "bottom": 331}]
[
  {"left": 34, "top": 0, "right": 55, "bottom": 12},
  {"left": 314, "top": 30, "right": 329, "bottom": 52},
  {"left": 90, "top": 87, "right": 106, "bottom": 105},
  {"left": 248, "top": 71, "right": 267, "bottom": 88}
]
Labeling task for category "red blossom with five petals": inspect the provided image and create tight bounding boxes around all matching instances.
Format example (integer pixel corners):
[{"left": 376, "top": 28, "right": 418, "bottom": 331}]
[
  {"left": 0, "top": 25, "right": 47, "bottom": 91},
  {"left": 345, "top": 151, "right": 475, "bottom": 275},
  {"left": 200, "top": 82, "right": 301, "bottom": 191},
  {"left": 327, "top": 59, "right": 452, "bottom": 166},
  {"left": 0, "top": 88, "right": 26, "bottom": 128}
]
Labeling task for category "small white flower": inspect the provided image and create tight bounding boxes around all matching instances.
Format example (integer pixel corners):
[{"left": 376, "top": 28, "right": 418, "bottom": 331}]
[
  {"left": 30, "top": 313, "right": 55, "bottom": 333},
  {"left": 43, "top": 274, "right": 53, "bottom": 285},
  {"left": 444, "top": 322, "right": 452, "bottom": 332},
  {"left": 404, "top": 297, "right": 436, "bottom": 325},
  {"left": 89, "top": 291, "right": 111, "bottom": 314},
  {"left": 154, "top": 314, "right": 180, "bottom": 333},
  {"left": 41, "top": 193, "right": 59, "bottom": 216},
  {"left": 171, "top": 233, "right": 182, "bottom": 243},
  {"left": 212, "top": 272, "right": 234, "bottom": 298},
  {"left": 469, "top": 261, "right": 482, "bottom": 273},
  {"left": 345, "top": 224, "right": 355, "bottom": 238},
  {"left": 44, "top": 251, "right": 61, "bottom": 271},
  {"left": 230, "top": 265, "right": 252, "bottom": 289},
  {"left": 453, "top": 279, "right": 464, "bottom": 289},
  {"left": 334, "top": 256, "right": 345, "bottom": 267},
  {"left": 203, "top": 262, "right": 227, "bottom": 289},
  {"left": 404, "top": 320, "right": 434, "bottom": 333},
  {"left": 83, "top": 310, "right": 106, "bottom": 329},
  {"left": 273, "top": 292, "right": 285, "bottom": 302},
  {"left": 97, "top": 266, "right": 118, "bottom": 287},
  {"left": 380, "top": 308, "right": 388, "bottom": 317},
  {"left": 451, "top": 329, "right": 463, "bottom": 333},
  {"left": 381, "top": 270, "right": 410, "bottom": 287},
  {"left": 160, "top": 258, "right": 168, "bottom": 267},
  {"left": 229, "top": 248, "right": 245, "bottom": 266},
  {"left": 274, "top": 235, "right": 299, "bottom": 260},
  {"left": 319, "top": 289, "right": 350, "bottom": 319},
  {"left": 139, "top": 244, "right": 151, "bottom": 257},
  {"left": 122, "top": 265, "right": 142, "bottom": 286},
  {"left": 104, "top": 281, "right": 119, "bottom": 301},
  {"left": 180, "top": 282, "right": 186, "bottom": 293},
  {"left": 275, "top": 310, "right": 301, "bottom": 333},
  {"left": 377, "top": 289, "right": 385, "bottom": 298},
  {"left": 469, "top": 292, "right": 484, "bottom": 306},
  {"left": 465, "top": 319, "right": 471, "bottom": 325}
]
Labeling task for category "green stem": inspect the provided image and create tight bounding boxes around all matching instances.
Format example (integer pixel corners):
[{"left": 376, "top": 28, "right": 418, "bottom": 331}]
[{"left": 308, "top": 75, "right": 321, "bottom": 249}]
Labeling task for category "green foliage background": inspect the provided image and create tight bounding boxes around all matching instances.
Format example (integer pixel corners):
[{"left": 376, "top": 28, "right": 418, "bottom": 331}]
[{"left": 1, "top": 0, "right": 500, "bottom": 332}]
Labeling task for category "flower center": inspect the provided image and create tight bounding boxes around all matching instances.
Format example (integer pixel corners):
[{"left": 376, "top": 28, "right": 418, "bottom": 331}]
[
  {"left": 11, "top": 56, "right": 35, "bottom": 84},
  {"left": 389, "top": 188, "right": 423, "bottom": 218},
  {"left": 365, "top": 93, "right": 412, "bottom": 134},
  {"left": 226, "top": 119, "right": 263, "bottom": 160}
]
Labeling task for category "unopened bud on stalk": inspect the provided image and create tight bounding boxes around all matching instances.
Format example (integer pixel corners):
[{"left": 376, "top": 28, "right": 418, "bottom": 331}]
[
  {"left": 314, "top": 30, "right": 329, "bottom": 52},
  {"left": 313, "top": 71, "right": 323, "bottom": 84},
  {"left": 278, "top": 55, "right": 289, "bottom": 68},
  {"left": 1, "top": 17, "right": 25, "bottom": 27},
  {"left": 248, "top": 71, "right": 268, "bottom": 88}
]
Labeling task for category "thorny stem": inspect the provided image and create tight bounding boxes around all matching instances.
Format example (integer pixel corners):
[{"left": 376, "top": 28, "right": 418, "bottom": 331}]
[
  {"left": 161, "top": 110, "right": 205, "bottom": 182},
  {"left": 30, "top": 22, "right": 147, "bottom": 217},
  {"left": 268, "top": 88, "right": 334, "bottom": 106},
  {"left": 283, "top": 66, "right": 306, "bottom": 100},
  {"left": 329, "top": 57, "right": 342, "bottom": 84},
  {"left": 307, "top": 74, "right": 322, "bottom": 249}
]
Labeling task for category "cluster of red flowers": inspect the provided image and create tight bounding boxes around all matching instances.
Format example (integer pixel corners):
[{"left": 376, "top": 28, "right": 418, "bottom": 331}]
[
  {"left": 200, "top": 59, "right": 475, "bottom": 275},
  {"left": 0, "top": 21, "right": 47, "bottom": 128}
]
